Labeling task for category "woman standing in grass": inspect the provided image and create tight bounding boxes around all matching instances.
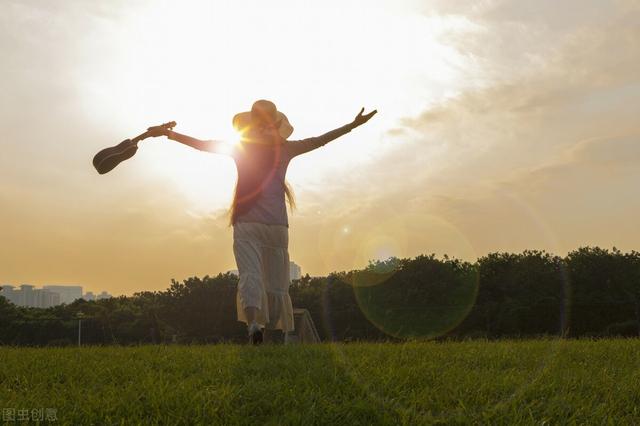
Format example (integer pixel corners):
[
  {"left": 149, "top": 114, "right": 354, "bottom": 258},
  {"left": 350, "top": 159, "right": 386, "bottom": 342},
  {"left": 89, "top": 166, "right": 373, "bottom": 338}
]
[{"left": 153, "top": 100, "right": 376, "bottom": 344}]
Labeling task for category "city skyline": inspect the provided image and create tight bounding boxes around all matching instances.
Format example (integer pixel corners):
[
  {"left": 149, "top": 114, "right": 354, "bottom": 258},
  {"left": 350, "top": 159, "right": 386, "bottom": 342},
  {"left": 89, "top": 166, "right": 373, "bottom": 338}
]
[{"left": 1, "top": 284, "right": 112, "bottom": 308}]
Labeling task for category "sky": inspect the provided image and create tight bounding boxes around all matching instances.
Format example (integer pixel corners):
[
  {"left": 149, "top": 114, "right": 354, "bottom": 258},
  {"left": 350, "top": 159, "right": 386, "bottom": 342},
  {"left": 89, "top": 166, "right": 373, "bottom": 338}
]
[{"left": 1, "top": 0, "right": 638, "bottom": 296}]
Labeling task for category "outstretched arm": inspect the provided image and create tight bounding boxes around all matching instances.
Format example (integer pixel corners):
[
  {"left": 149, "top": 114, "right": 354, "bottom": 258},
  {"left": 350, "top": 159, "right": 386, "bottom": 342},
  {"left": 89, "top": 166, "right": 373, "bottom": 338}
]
[
  {"left": 166, "top": 130, "right": 228, "bottom": 154},
  {"left": 287, "top": 107, "right": 377, "bottom": 157},
  {"left": 147, "top": 125, "right": 230, "bottom": 154}
]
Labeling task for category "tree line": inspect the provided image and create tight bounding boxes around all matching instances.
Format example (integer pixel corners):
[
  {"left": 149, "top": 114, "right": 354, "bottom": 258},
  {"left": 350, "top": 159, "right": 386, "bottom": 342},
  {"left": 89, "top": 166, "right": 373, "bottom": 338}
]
[{"left": 1, "top": 246, "right": 639, "bottom": 345}]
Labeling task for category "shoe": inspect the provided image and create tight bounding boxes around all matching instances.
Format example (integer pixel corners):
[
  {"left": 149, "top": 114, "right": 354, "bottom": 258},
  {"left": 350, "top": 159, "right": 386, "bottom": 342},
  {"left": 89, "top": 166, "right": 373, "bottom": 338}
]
[{"left": 248, "top": 323, "right": 263, "bottom": 345}]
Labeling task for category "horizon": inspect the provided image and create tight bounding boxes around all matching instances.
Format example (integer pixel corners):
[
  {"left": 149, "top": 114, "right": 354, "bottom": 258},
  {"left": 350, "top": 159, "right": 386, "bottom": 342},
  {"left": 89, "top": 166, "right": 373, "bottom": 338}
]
[
  {"left": 2, "top": 0, "right": 639, "bottom": 297},
  {"left": 1, "top": 244, "right": 633, "bottom": 298}
]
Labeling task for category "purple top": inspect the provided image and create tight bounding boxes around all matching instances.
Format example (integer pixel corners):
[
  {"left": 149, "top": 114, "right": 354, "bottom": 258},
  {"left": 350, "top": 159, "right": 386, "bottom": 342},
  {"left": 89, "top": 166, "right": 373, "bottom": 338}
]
[
  {"left": 233, "top": 123, "right": 355, "bottom": 227},
  {"left": 168, "top": 123, "right": 355, "bottom": 227}
]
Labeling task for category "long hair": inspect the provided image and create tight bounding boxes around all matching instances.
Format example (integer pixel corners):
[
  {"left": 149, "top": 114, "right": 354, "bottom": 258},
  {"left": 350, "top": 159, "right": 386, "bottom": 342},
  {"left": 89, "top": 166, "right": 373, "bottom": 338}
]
[{"left": 228, "top": 139, "right": 295, "bottom": 226}]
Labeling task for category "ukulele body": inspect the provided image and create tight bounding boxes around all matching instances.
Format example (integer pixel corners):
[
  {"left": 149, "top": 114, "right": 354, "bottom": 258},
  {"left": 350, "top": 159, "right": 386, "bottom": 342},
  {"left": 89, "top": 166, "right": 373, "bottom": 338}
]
[{"left": 93, "top": 139, "right": 138, "bottom": 175}]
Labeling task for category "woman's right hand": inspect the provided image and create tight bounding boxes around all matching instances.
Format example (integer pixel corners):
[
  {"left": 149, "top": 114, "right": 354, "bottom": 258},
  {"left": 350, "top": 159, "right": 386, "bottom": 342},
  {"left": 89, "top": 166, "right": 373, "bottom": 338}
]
[{"left": 147, "top": 121, "right": 176, "bottom": 137}]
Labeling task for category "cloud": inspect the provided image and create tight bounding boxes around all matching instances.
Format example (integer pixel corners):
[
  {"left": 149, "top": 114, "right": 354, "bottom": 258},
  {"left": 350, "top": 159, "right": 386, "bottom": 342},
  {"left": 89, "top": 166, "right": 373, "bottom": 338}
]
[
  {"left": 569, "top": 136, "right": 640, "bottom": 166},
  {"left": 290, "top": 0, "right": 640, "bottom": 262}
]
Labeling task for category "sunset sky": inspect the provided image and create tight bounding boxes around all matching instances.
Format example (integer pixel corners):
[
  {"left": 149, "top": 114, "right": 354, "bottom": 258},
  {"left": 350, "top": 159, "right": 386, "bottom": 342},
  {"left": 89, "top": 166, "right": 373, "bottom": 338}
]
[{"left": 2, "top": 0, "right": 639, "bottom": 296}]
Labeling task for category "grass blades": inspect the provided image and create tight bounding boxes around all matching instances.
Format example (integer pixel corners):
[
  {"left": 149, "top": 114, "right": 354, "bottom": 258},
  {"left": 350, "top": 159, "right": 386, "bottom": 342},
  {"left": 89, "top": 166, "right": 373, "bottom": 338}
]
[{"left": 1, "top": 339, "right": 639, "bottom": 425}]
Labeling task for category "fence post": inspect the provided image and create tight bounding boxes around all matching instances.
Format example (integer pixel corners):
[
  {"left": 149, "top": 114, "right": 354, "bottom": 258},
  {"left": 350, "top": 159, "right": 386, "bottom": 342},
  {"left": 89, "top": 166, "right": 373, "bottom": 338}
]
[{"left": 77, "top": 312, "right": 84, "bottom": 347}]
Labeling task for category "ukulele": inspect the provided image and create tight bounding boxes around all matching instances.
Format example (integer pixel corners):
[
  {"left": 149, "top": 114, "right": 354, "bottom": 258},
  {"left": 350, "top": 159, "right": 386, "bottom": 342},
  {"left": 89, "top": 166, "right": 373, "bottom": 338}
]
[{"left": 92, "top": 121, "right": 176, "bottom": 174}]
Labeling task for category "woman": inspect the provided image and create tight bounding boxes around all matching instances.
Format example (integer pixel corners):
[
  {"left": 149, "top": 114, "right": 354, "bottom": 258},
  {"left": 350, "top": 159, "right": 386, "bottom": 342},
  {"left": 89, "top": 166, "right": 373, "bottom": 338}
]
[{"left": 153, "top": 100, "right": 376, "bottom": 344}]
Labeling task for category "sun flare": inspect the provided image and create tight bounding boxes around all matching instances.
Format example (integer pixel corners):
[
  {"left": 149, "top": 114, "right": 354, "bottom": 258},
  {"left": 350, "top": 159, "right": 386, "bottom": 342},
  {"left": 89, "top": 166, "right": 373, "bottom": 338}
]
[
  {"left": 216, "top": 129, "right": 243, "bottom": 156},
  {"left": 81, "top": 0, "right": 467, "bottom": 217},
  {"left": 138, "top": 128, "right": 244, "bottom": 213}
]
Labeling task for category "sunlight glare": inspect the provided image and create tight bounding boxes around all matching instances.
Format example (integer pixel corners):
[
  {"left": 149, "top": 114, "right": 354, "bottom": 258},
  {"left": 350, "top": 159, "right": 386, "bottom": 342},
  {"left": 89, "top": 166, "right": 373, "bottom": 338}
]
[
  {"left": 216, "top": 128, "right": 243, "bottom": 156},
  {"left": 80, "top": 0, "right": 471, "bottom": 213}
]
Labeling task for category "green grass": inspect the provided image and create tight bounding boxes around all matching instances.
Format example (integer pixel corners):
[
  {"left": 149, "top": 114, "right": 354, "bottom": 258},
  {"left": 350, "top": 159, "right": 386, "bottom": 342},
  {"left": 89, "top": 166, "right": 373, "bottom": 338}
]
[{"left": 1, "top": 339, "right": 640, "bottom": 425}]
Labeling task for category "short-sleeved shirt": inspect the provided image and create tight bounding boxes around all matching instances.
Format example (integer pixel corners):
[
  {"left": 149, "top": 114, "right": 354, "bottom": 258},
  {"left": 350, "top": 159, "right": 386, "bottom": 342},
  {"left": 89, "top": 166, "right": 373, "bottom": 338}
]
[{"left": 228, "top": 123, "right": 354, "bottom": 227}]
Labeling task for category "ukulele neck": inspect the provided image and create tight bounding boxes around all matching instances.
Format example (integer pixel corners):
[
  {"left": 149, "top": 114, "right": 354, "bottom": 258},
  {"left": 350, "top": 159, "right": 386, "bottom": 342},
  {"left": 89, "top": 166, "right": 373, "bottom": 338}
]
[{"left": 130, "top": 131, "right": 151, "bottom": 145}]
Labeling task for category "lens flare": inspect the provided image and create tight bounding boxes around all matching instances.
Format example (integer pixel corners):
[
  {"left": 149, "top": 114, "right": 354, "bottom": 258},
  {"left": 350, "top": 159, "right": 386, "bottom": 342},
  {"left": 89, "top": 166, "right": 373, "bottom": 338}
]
[
  {"left": 348, "top": 255, "right": 479, "bottom": 340},
  {"left": 321, "top": 193, "right": 572, "bottom": 423},
  {"left": 315, "top": 212, "right": 481, "bottom": 340}
]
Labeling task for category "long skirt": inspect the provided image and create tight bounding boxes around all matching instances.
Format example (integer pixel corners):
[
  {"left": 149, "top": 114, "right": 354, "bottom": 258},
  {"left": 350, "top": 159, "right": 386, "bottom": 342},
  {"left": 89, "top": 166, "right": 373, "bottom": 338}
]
[{"left": 233, "top": 221, "right": 294, "bottom": 332}]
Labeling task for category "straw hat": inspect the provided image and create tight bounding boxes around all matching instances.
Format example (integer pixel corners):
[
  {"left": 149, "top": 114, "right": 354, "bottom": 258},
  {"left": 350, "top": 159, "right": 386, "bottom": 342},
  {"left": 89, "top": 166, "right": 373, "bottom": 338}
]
[{"left": 232, "top": 99, "right": 294, "bottom": 139}]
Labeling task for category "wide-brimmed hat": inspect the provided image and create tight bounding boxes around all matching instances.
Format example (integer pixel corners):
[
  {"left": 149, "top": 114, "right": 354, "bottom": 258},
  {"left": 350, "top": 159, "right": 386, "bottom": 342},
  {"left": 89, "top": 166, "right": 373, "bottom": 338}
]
[{"left": 233, "top": 99, "right": 294, "bottom": 139}]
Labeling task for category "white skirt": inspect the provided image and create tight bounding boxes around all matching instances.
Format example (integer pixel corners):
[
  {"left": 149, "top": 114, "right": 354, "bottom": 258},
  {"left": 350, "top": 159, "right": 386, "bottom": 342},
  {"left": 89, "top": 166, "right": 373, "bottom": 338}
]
[{"left": 233, "top": 222, "right": 294, "bottom": 332}]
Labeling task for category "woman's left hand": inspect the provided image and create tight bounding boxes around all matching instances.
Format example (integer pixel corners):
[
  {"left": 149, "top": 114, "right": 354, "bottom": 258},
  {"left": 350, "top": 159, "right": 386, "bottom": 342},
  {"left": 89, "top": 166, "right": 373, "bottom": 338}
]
[{"left": 352, "top": 108, "right": 377, "bottom": 128}]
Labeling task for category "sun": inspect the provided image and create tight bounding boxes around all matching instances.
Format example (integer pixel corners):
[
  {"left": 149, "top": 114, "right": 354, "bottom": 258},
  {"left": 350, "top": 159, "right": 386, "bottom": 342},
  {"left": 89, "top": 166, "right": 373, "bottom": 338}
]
[
  {"left": 211, "top": 128, "right": 243, "bottom": 156},
  {"left": 138, "top": 128, "right": 244, "bottom": 213}
]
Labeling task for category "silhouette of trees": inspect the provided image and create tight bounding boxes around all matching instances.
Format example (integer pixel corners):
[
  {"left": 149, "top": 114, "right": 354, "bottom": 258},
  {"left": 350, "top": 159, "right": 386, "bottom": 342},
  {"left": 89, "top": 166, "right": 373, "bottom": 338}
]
[
  {"left": 1, "top": 247, "right": 639, "bottom": 345},
  {"left": 565, "top": 247, "right": 640, "bottom": 337},
  {"left": 452, "top": 250, "right": 567, "bottom": 338}
]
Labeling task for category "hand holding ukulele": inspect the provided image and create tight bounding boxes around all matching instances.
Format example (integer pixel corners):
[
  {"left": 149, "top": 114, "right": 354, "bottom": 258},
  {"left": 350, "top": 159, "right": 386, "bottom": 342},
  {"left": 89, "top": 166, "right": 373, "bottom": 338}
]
[{"left": 92, "top": 121, "right": 176, "bottom": 174}]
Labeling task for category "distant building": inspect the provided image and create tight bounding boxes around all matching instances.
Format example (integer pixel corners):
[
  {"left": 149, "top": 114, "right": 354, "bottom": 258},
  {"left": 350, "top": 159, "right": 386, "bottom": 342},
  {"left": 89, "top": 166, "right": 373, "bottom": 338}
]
[
  {"left": 96, "top": 291, "right": 112, "bottom": 300},
  {"left": 0, "top": 285, "right": 16, "bottom": 304},
  {"left": 49, "top": 290, "right": 61, "bottom": 307},
  {"left": 20, "top": 284, "right": 35, "bottom": 307},
  {"left": 43, "top": 285, "right": 83, "bottom": 305},
  {"left": 1, "top": 284, "right": 119, "bottom": 306},
  {"left": 0, "top": 284, "right": 60, "bottom": 308},
  {"left": 34, "top": 288, "right": 60, "bottom": 308},
  {"left": 227, "top": 269, "right": 239, "bottom": 276},
  {"left": 290, "top": 261, "right": 302, "bottom": 281}
]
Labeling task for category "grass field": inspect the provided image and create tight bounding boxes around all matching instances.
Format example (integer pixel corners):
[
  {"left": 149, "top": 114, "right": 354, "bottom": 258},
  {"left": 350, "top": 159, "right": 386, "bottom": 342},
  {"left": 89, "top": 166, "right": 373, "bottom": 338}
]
[{"left": 1, "top": 339, "right": 639, "bottom": 425}]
